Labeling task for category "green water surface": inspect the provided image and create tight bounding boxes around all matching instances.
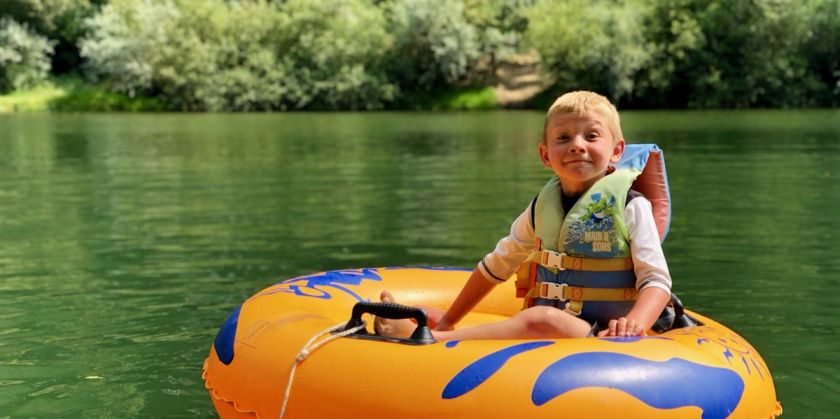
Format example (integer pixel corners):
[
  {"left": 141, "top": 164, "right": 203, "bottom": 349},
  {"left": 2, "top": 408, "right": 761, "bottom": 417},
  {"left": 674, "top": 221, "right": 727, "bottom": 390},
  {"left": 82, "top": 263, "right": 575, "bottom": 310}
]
[{"left": 1, "top": 110, "right": 838, "bottom": 417}]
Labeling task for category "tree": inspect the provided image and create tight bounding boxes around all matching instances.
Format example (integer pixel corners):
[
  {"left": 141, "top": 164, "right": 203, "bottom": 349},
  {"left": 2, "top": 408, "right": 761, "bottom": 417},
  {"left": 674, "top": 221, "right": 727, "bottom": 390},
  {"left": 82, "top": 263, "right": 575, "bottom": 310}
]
[
  {"left": 0, "top": 17, "right": 55, "bottom": 93},
  {"left": 0, "top": 0, "right": 100, "bottom": 74},
  {"left": 524, "top": 0, "right": 652, "bottom": 103}
]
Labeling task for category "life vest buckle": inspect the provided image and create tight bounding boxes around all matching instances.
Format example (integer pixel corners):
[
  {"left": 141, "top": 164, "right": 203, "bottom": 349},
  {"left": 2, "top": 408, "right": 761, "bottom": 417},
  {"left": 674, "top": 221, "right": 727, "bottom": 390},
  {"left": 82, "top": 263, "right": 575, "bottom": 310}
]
[
  {"left": 563, "top": 301, "right": 582, "bottom": 316},
  {"left": 540, "top": 251, "right": 567, "bottom": 271},
  {"left": 539, "top": 282, "right": 568, "bottom": 300}
]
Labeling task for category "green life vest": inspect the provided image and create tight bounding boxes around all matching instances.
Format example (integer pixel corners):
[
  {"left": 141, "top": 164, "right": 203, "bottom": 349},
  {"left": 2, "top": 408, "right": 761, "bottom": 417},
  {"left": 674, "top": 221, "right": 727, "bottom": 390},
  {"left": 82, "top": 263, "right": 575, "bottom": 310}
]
[{"left": 517, "top": 144, "right": 671, "bottom": 327}]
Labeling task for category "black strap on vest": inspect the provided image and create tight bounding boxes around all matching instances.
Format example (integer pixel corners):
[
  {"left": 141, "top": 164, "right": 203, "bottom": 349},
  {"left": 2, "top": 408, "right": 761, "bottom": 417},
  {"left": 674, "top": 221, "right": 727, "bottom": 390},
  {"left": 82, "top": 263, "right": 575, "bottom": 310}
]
[{"left": 529, "top": 195, "right": 538, "bottom": 230}]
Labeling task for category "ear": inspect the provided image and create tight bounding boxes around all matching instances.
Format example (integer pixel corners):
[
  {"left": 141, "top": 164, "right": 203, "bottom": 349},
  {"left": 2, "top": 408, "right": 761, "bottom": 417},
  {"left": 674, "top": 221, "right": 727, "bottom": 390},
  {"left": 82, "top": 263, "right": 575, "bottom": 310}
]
[
  {"left": 538, "top": 143, "right": 551, "bottom": 168},
  {"left": 609, "top": 139, "right": 625, "bottom": 163}
]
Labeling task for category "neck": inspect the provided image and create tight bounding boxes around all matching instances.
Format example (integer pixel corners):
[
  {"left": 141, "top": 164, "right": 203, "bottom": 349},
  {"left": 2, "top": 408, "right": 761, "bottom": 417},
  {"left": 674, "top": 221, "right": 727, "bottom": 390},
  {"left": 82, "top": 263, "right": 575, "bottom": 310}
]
[{"left": 561, "top": 193, "right": 580, "bottom": 213}]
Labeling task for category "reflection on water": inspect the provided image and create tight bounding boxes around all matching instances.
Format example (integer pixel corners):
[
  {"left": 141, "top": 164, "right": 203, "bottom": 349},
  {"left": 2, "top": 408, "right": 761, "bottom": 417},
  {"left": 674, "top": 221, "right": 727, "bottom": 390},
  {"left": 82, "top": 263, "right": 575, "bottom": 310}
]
[{"left": 0, "top": 110, "right": 838, "bottom": 417}]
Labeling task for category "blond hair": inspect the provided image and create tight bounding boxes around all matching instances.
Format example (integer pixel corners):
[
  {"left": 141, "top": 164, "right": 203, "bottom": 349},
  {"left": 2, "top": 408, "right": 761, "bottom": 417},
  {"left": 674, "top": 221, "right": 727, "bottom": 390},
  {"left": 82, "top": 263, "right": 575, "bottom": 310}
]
[{"left": 542, "top": 91, "right": 623, "bottom": 145}]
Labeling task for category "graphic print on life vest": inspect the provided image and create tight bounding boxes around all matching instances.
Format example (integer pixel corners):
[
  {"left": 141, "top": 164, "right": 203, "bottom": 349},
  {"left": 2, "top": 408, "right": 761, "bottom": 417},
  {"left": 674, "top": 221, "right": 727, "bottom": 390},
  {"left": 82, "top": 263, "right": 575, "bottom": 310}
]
[{"left": 566, "top": 192, "right": 618, "bottom": 253}]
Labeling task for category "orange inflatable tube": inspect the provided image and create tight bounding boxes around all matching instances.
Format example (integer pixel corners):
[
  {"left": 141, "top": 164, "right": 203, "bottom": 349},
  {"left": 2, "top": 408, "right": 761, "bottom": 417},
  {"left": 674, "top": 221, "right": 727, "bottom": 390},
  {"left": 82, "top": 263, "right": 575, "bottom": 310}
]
[{"left": 203, "top": 267, "right": 782, "bottom": 419}]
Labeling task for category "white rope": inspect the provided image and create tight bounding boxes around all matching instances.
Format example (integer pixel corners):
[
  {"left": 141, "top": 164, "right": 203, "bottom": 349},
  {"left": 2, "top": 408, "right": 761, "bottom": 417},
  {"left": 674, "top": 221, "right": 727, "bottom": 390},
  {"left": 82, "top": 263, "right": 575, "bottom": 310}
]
[{"left": 279, "top": 320, "right": 368, "bottom": 419}]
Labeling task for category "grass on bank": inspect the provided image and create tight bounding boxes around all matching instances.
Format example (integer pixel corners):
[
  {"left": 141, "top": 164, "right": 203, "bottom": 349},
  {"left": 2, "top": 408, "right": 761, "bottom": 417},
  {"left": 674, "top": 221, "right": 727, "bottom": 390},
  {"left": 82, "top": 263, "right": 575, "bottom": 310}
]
[
  {"left": 429, "top": 87, "right": 499, "bottom": 111},
  {"left": 0, "top": 77, "right": 163, "bottom": 113},
  {"left": 1, "top": 79, "right": 499, "bottom": 113},
  {"left": 0, "top": 85, "right": 66, "bottom": 113}
]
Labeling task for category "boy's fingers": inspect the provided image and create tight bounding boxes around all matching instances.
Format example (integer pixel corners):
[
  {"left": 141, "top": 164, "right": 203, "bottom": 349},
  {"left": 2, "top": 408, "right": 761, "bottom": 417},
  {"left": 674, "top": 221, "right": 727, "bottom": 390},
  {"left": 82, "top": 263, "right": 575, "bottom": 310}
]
[
  {"left": 633, "top": 323, "right": 645, "bottom": 336},
  {"left": 607, "top": 319, "right": 618, "bottom": 336},
  {"left": 599, "top": 318, "right": 644, "bottom": 337},
  {"left": 616, "top": 317, "right": 629, "bottom": 336}
]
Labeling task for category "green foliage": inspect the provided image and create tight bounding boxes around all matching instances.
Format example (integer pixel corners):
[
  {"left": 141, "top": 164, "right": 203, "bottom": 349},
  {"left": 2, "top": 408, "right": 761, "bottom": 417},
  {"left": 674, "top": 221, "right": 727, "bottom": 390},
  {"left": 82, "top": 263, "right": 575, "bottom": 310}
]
[
  {"left": 0, "top": 17, "right": 55, "bottom": 93},
  {"left": 633, "top": 0, "right": 827, "bottom": 108},
  {"left": 80, "top": 0, "right": 221, "bottom": 110},
  {"left": 272, "top": 0, "right": 396, "bottom": 110},
  {"left": 463, "top": 0, "right": 532, "bottom": 60},
  {"left": 4, "top": 0, "right": 840, "bottom": 110},
  {"left": 384, "top": 0, "right": 484, "bottom": 99},
  {"left": 523, "top": 0, "right": 652, "bottom": 103},
  {"left": 0, "top": 0, "right": 94, "bottom": 33},
  {"left": 79, "top": 0, "right": 395, "bottom": 111},
  {"left": 801, "top": 0, "right": 840, "bottom": 106},
  {"left": 50, "top": 88, "right": 163, "bottom": 112},
  {"left": 0, "top": 0, "right": 99, "bottom": 73},
  {"left": 429, "top": 86, "right": 499, "bottom": 110},
  {"left": 0, "top": 75, "right": 162, "bottom": 113},
  {"left": 0, "top": 83, "right": 64, "bottom": 112},
  {"left": 524, "top": 0, "right": 839, "bottom": 109},
  {"left": 48, "top": 76, "right": 163, "bottom": 111}
]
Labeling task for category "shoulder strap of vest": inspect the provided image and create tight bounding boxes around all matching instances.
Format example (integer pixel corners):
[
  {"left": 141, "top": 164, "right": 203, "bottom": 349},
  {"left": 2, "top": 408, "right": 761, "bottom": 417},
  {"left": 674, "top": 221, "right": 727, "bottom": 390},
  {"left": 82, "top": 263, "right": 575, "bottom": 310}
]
[{"left": 614, "top": 144, "right": 671, "bottom": 243}]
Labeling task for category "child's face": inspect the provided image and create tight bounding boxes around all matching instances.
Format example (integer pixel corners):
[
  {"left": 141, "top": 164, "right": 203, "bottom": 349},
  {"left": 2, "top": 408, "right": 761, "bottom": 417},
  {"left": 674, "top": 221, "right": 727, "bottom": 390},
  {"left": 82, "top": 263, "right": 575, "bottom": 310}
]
[{"left": 539, "top": 112, "right": 624, "bottom": 196}]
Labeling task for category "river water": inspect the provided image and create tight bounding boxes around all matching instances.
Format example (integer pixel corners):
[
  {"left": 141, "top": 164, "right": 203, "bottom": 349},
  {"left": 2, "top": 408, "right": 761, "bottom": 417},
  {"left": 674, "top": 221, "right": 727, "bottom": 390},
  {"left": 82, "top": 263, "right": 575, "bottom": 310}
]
[{"left": 0, "top": 111, "right": 838, "bottom": 417}]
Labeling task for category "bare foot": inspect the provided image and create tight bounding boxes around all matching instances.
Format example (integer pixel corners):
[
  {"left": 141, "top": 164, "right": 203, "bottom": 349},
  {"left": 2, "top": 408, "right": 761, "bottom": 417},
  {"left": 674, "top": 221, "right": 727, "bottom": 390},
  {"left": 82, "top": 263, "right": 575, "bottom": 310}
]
[
  {"left": 373, "top": 290, "right": 418, "bottom": 338},
  {"left": 415, "top": 304, "right": 446, "bottom": 330}
]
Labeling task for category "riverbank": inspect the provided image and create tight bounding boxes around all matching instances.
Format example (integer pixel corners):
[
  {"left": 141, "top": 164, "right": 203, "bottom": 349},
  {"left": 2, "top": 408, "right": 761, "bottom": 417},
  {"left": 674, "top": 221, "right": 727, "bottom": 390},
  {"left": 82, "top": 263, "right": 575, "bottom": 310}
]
[
  {"left": 0, "top": 83, "right": 508, "bottom": 113},
  {"left": 0, "top": 56, "right": 549, "bottom": 113},
  {"left": 0, "top": 78, "right": 164, "bottom": 113},
  {"left": 0, "top": 85, "right": 66, "bottom": 113}
]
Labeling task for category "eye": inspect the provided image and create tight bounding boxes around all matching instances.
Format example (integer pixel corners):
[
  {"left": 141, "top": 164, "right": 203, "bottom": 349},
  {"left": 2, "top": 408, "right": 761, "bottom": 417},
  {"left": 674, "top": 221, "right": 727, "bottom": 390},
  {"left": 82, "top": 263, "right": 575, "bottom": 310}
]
[
  {"left": 586, "top": 132, "right": 600, "bottom": 140},
  {"left": 557, "top": 133, "right": 570, "bottom": 141}
]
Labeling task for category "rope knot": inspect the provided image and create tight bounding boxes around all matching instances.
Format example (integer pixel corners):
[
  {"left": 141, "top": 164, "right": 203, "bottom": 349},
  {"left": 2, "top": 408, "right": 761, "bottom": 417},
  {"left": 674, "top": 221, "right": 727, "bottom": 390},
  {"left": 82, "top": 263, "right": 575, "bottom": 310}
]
[{"left": 295, "top": 349, "right": 309, "bottom": 362}]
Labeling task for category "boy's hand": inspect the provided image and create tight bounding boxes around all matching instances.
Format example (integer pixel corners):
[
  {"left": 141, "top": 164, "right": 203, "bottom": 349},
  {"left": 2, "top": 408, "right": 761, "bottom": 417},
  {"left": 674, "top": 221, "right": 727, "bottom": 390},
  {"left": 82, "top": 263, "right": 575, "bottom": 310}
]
[{"left": 597, "top": 317, "right": 644, "bottom": 337}]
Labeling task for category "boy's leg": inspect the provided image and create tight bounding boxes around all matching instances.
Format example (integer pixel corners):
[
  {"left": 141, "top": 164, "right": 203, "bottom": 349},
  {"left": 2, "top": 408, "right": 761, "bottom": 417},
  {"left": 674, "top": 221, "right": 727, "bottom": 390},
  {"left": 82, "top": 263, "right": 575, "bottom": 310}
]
[
  {"left": 432, "top": 305, "right": 592, "bottom": 341},
  {"left": 375, "top": 291, "right": 592, "bottom": 341}
]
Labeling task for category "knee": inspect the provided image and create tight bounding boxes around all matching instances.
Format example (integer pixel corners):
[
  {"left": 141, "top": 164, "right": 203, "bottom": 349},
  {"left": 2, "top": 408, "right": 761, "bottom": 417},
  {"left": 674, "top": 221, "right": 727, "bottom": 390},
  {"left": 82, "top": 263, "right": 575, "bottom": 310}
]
[{"left": 520, "top": 306, "right": 566, "bottom": 332}]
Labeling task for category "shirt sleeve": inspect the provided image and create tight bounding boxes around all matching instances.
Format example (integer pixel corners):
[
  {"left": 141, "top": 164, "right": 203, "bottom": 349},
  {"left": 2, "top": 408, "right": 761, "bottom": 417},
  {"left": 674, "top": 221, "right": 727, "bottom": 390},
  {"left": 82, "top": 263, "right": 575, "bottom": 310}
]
[
  {"left": 477, "top": 203, "right": 537, "bottom": 283},
  {"left": 625, "top": 196, "right": 672, "bottom": 293}
]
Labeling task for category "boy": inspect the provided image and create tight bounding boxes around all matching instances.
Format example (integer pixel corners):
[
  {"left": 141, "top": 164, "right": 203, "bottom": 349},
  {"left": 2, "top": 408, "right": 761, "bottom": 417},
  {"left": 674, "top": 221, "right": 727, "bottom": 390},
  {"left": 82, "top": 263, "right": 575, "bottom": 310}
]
[{"left": 376, "top": 91, "right": 671, "bottom": 340}]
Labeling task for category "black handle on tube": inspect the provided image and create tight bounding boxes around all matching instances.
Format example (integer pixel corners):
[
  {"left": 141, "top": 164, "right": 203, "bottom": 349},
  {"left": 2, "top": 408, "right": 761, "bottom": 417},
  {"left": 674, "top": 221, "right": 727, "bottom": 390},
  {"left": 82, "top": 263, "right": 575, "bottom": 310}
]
[{"left": 344, "top": 301, "right": 435, "bottom": 344}]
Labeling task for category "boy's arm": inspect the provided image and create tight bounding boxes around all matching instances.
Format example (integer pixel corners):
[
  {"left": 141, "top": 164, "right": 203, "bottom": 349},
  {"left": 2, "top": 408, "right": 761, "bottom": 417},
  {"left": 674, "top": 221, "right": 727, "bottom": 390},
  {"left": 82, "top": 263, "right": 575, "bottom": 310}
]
[
  {"left": 434, "top": 268, "right": 497, "bottom": 331},
  {"left": 598, "top": 195, "right": 671, "bottom": 337},
  {"left": 436, "top": 202, "right": 536, "bottom": 331},
  {"left": 598, "top": 286, "right": 670, "bottom": 337}
]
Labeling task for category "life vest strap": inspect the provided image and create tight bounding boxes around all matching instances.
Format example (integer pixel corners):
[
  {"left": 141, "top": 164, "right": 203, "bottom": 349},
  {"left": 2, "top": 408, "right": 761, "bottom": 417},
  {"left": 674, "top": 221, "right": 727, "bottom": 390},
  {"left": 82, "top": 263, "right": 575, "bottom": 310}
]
[
  {"left": 524, "top": 281, "right": 639, "bottom": 302},
  {"left": 526, "top": 250, "right": 634, "bottom": 272}
]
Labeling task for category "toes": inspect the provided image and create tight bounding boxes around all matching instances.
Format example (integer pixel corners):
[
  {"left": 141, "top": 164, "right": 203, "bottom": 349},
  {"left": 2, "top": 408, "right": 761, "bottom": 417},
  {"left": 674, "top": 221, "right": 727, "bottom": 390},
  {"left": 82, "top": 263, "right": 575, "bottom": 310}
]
[
  {"left": 375, "top": 290, "right": 395, "bottom": 336},
  {"left": 380, "top": 290, "right": 395, "bottom": 303},
  {"left": 374, "top": 317, "right": 387, "bottom": 334}
]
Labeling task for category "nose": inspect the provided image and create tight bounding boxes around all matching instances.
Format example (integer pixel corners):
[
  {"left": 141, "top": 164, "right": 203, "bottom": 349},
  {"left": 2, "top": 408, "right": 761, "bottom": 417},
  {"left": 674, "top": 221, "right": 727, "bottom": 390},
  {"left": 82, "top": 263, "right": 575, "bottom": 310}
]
[{"left": 569, "top": 135, "right": 586, "bottom": 153}]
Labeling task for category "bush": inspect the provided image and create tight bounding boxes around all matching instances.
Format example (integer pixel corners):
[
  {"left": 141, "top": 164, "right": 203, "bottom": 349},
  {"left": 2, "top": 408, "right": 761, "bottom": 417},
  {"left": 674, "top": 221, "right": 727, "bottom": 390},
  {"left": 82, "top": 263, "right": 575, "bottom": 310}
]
[
  {"left": 50, "top": 85, "right": 164, "bottom": 112},
  {"left": 385, "top": 0, "right": 485, "bottom": 103},
  {"left": 272, "top": 0, "right": 396, "bottom": 110},
  {"left": 463, "top": 0, "right": 532, "bottom": 62},
  {"left": 0, "top": 0, "right": 98, "bottom": 74},
  {"left": 523, "top": 0, "right": 651, "bottom": 104},
  {"left": 800, "top": 0, "right": 840, "bottom": 107},
  {"left": 0, "top": 17, "right": 55, "bottom": 93},
  {"left": 633, "top": 0, "right": 822, "bottom": 108},
  {"left": 79, "top": 0, "right": 396, "bottom": 111}
]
